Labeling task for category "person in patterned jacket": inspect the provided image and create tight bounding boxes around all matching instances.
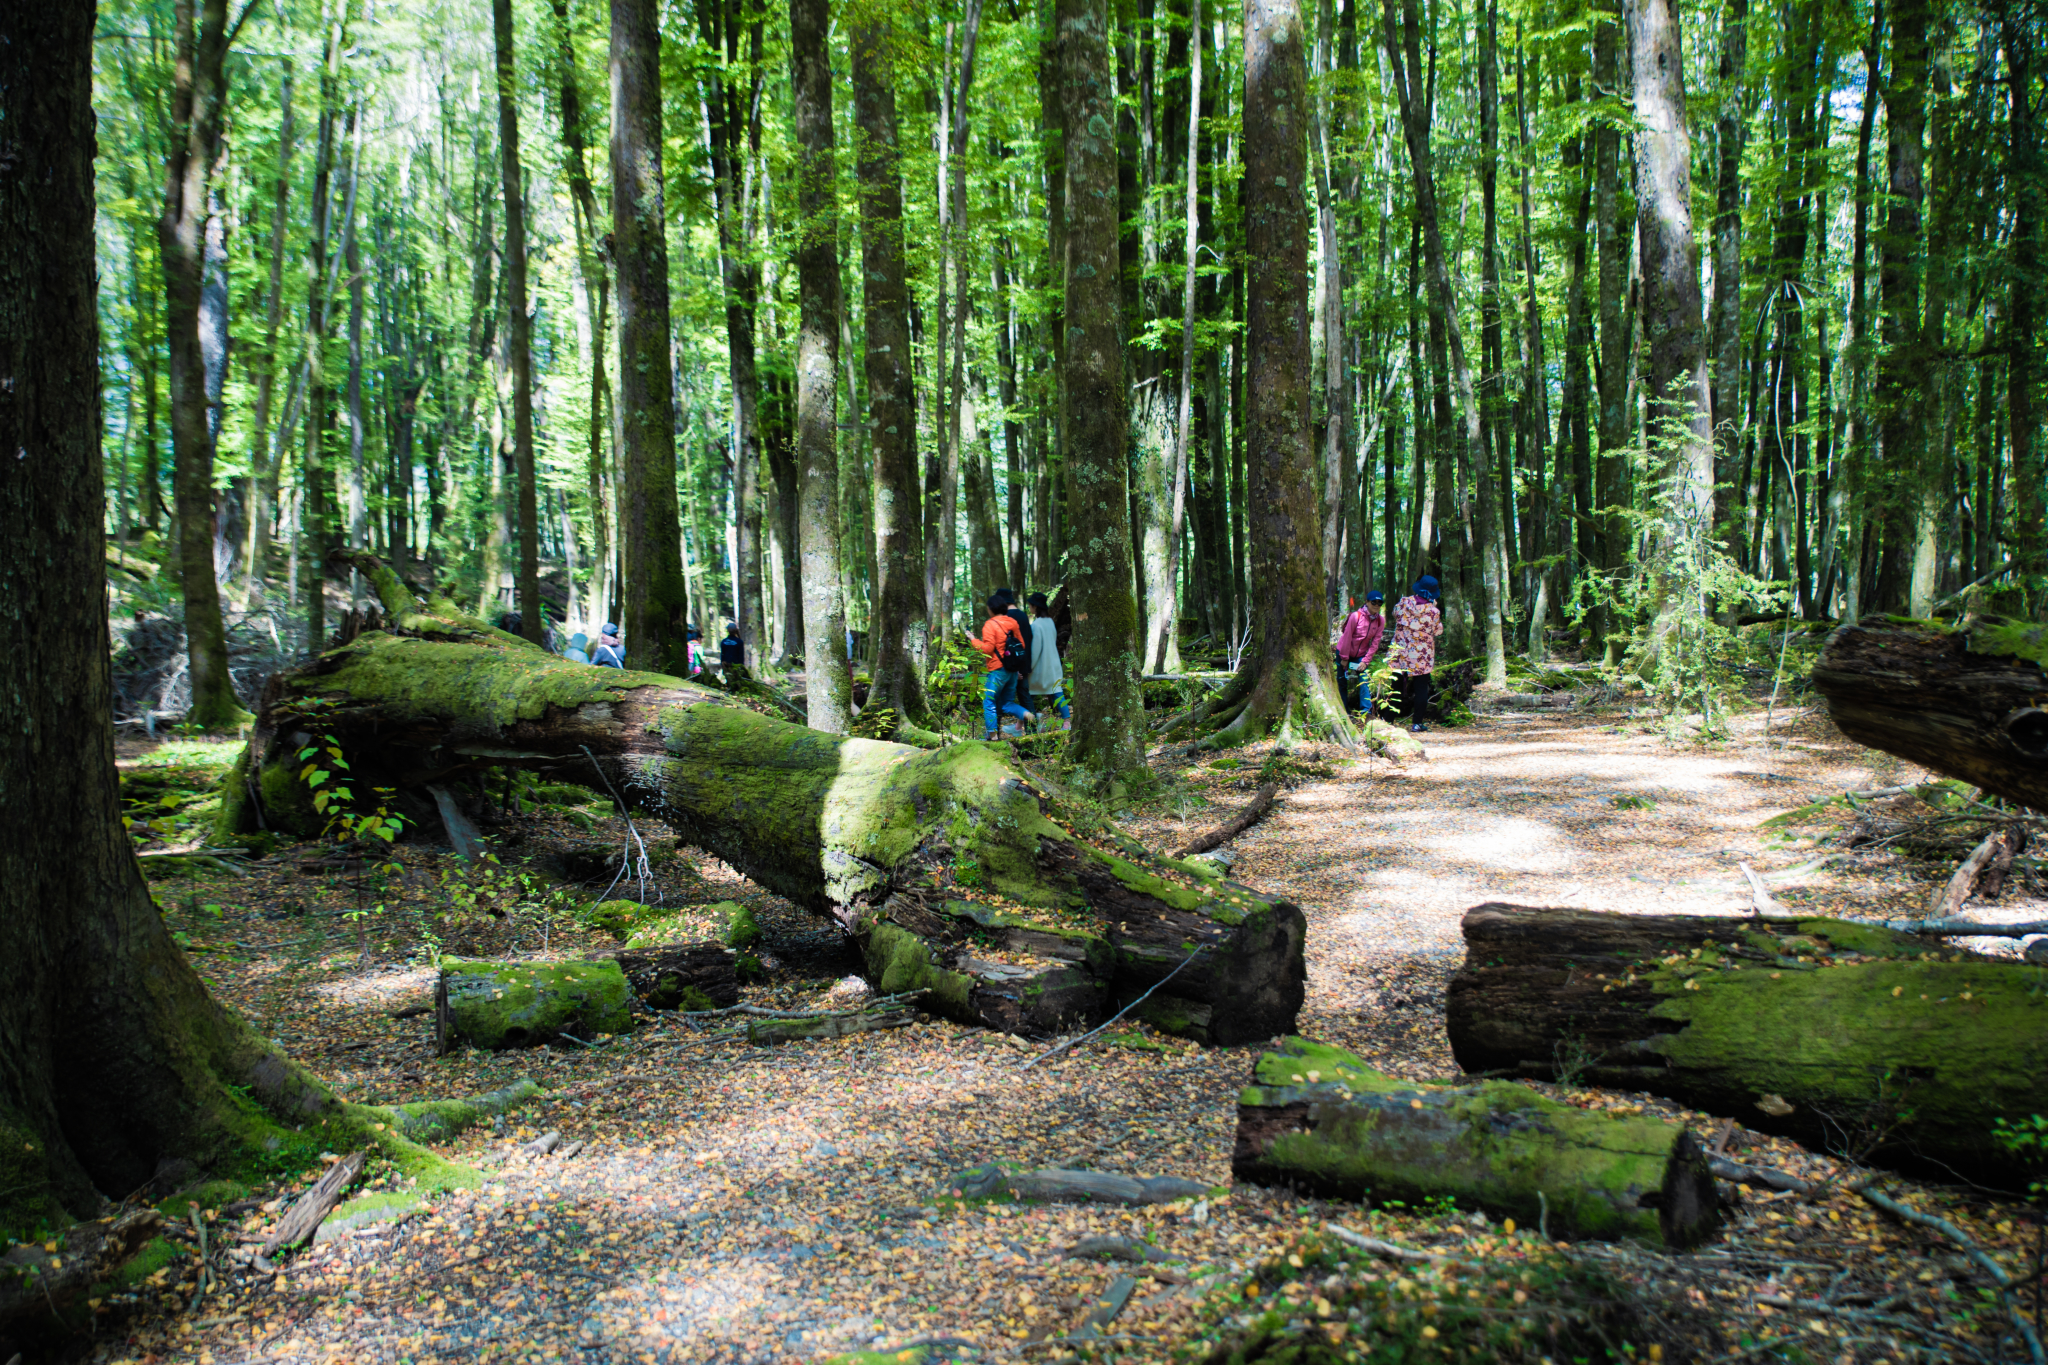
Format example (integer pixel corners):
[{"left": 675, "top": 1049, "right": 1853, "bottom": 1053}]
[{"left": 1389, "top": 576, "right": 1443, "bottom": 733}]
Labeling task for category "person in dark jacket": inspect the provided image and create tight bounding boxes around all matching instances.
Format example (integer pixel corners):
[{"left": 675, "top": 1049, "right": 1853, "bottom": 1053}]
[
  {"left": 591, "top": 623, "right": 625, "bottom": 668},
  {"left": 719, "top": 622, "right": 744, "bottom": 669}
]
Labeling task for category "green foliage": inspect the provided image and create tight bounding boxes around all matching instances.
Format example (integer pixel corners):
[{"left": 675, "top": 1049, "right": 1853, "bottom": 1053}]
[{"left": 1993, "top": 1114, "right": 2048, "bottom": 1201}]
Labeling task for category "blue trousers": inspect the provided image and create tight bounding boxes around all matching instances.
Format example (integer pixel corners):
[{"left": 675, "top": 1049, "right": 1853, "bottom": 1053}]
[{"left": 983, "top": 669, "right": 1033, "bottom": 735}]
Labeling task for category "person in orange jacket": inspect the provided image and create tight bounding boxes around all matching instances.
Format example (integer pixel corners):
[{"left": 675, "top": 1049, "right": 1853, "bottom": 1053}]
[{"left": 970, "top": 593, "right": 1036, "bottom": 740}]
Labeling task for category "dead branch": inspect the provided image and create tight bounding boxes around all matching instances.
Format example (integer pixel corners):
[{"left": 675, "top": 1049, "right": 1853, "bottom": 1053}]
[{"left": 1172, "top": 783, "right": 1279, "bottom": 858}]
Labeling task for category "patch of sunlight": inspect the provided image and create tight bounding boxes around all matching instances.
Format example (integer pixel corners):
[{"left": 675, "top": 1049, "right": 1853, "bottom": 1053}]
[
  {"left": 1408, "top": 815, "right": 1578, "bottom": 874},
  {"left": 307, "top": 966, "right": 435, "bottom": 1006},
  {"left": 132, "top": 737, "right": 245, "bottom": 769}
]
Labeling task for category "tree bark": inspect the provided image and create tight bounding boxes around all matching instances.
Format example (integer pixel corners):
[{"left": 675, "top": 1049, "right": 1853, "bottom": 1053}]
[
  {"left": 1871, "top": 0, "right": 1927, "bottom": 613},
  {"left": 0, "top": 0, "right": 334, "bottom": 1244},
  {"left": 1233, "top": 1039, "right": 1718, "bottom": 1246},
  {"left": 243, "top": 63, "right": 294, "bottom": 608},
  {"left": 851, "top": 11, "right": 933, "bottom": 737},
  {"left": 1057, "top": 0, "right": 1148, "bottom": 780},
  {"left": 1811, "top": 617, "right": 2048, "bottom": 811},
  {"left": 2006, "top": 14, "right": 2044, "bottom": 616},
  {"left": 227, "top": 566, "right": 1306, "bottom": 1045},
  {"left": 1708, "top": 0, "right": 1748, "bottom": 532},
  {"left": 1445, "top": 905, "right": 2048, "bottom": 1185},
  {"left": 615, "top": 943, "right": 742, "bottom": 1010},
  {"left": 1625, "top": 0, "right": 1715, "bottom": 666},
  {"left": 489, "top": 0, "right": 540, "bottom": 642},
  {"left": 159, "top": 0, "right": 243, "bottom": 728},
  {"left": 789, "top": 0, "right": 850, "bottom": 733},
  {"left": 611, "top": 0, "right": 689, "bottom": 671}
]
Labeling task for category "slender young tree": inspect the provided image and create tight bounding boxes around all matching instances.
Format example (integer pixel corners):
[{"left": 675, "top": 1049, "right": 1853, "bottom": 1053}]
[
  {"left": 2006, "top": 10, "right": 2043, "bottom": 611},
  {"left": 243, "top": 64, "right": 294, "bottom": 607},
  {"left": 789, "top": 0, "right": 849, "bottom": 732},
  {"left": 159, "top": 0, "right": 244, "bottom": 727},
  {"left": 493, "top": 0, "right": 541, "bottom": 642},
  {"left": 611, "top": 0, "right": 689, "bottom": 669},
  {"left": 1056, "top": 0, "right": 1147, "bottom": 779},
  {"left": 1708, "top": 0, "right": 1748, "bottom": 529},
  {"left": 850, "top": 4, "right": 933, "bottom": 734}
]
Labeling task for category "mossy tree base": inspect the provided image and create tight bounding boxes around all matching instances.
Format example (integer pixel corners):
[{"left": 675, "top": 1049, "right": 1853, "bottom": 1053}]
[
  {"left": 1233, "top": 1039, "right": 1719, "bottom": 1247},
  {"left": 1812, "top": 617, "right": 2048, "bottom": 810},
  {"left": 1446, "top": 904, "right": 2048, "bottom": 1184},
  {"left": 225, "top": 560, "right": 1307, "bottom": 1045}
]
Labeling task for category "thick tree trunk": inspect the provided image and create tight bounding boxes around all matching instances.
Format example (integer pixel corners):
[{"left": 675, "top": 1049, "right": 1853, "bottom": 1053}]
[
  {"left": 1708, "top": 0, "right": 1748, "bottom": 528},
  {"left": 790, "top": 0, "right": 850, "bottom": 733},
  {"left": 1445, "top": 905, "right": 2048, "bottom": 1185},
  {"left": 227, "top": 564, "right": 1305, "bottom": 1044},
  {"left": 0, "top": 0, "right": 335, "bottom": 1248},
  {"left": 243, "top": 65, "right": 294, "bottom": 608},
  {"left": 1811, "top": 617, "right": 2048, "bottom": 810},
  {"left": 1233, "top": 1040, "right": 1718, "bottom": 1247},
  {"left": 1871, "top": 0, "right": 1928, "bottom": 613},
  {"left": 850, "top": 12, "right": 933, "bottom": 737},
  {"left": 611, "top": 0, "right": 689, "bottom": 671},
  {"left": 1056, "top": 0, "right": 1148, "bottom": 780},
  {"left": 492, "top": 0, "right": 541, "bottom": 644}
]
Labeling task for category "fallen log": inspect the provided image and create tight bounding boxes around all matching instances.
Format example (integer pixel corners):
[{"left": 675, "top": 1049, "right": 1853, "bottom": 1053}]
[
  {"left": 746, "top": 1007, "right": 916, "bottom": 1043},
  {"left": 261, "top": 1151, "right": 366, "bottom": 1255},
  {"left": 949, "top": 1163, "right": 1212, "bottom": 1206},
  {"left": 1811, "top": 616, "right": 2048, "bottom": 810},
  {"left": 1927, "top": 827, "right": 2026, "bottom": 917},
  {"left": 1446, "top": 904, "right": 2048, "bottom": 1185},
  {"left": 614, "top": 942, "right": 740, "bottom": 1010},
  {"left": 436, "top": 960, "right": 634, "bottom": 1052},
  {"left": 1171, "top": 782, "right": 1279, "bottom": 858},
  {"left": 0, "top": 1210, "right": 162, "bottom": 1331},
  {"left": 222, "top": 555, "right": 1304, "bottom": 1046},
  {"left": 1231, "top": 1039, "right": 1719, "bottom": 1248}
]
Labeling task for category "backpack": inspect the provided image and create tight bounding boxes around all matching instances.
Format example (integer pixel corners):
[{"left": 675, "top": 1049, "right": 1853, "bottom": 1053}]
[{"left": 999, "top": 619, "right": 1031, "bottom": 674}]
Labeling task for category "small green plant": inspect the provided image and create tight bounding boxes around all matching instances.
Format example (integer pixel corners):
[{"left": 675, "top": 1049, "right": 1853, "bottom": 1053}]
[
  {"left": 1993, "top": 1115, "right": 2047, "bottom": 1345},
  {"left": 1612, "top": 793, "right": 1657, "bottom": 811}
]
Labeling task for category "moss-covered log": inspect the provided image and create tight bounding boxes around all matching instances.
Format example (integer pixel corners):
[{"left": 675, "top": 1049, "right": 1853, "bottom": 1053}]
[
  {"left": 436, "top": 960, "right": 634, "bottom": 1052},
  {"left": 227, "top": 568, "right": 1304, "bottom": 1045},
  {"left": 1811, "top": 616, "right": 2048, "bottom": 810},
  {"left": 615, "top": 943, "right": 739, "bottom": 1010},
  {"left": 1232, "top": 1040, "right": 1718, "bottom": 1247},
  {"left": 1446, "top": 905, "right": 2048, "bottom": 1185}
]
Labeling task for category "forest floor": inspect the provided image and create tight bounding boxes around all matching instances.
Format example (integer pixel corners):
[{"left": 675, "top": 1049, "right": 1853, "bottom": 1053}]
[{"left": 79, "top": 694, "right": 2048, "bottom": 1365}]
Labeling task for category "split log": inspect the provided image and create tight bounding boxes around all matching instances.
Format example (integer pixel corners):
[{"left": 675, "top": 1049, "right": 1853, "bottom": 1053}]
[
  {"left": 1446, "top": 904, "right": 2048, "bottom": 1185},
  {"left": 949, "top": 1163, "right": 1212, "bottom": 1206},
  {"left": 221, "top": 555, "right": 1304, "bottom": 1046},
  {"left": 1927, "top": 827, "right": 2026, "bottom": 917},
  {"left": 435, "top": 959, "right": 633, "bottom": 1052},
  {"left": 614, "top": 942, "right": 740, "bottom": 1011},
  {"left": 1811, "top": 617, "right": 2048, "bottom": 810},
  {"left": 1231, "top": 1039, "right": 1718, "bottom": 1248},
  {"left": 260, "top": 1151, "right": 366, "bottom": 1255}
]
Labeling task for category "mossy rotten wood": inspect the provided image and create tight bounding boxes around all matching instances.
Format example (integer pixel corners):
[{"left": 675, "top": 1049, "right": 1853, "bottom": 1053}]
[
  {"left": 229, "top": 585, "right": 1305, "bottom": 1044},
  {"left": 1446, "top": 904, "right": 2048, "bottom": 1184},
  {"left": 1232, "top": 1039, "right": 1719, "bottom": 1248},
  {"left": 435, "top": 960, "right": 634, "bottom": 1052},
  {"left": 1811, "top": 616, "right": 2048, "bottom": 810}
]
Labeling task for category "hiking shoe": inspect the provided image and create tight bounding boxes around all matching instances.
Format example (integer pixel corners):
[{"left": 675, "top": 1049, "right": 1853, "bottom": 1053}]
[{"left": 1410, "top": 723, "right": 1428, "bottom": 733}]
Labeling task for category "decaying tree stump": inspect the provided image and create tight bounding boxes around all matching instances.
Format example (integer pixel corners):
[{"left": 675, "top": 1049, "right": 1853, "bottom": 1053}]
[
  {"left": 222, "top": 556, "right": 1305, "bottom": 1045},
  {"left": 436, "top": 960, "right": 634, "bottom": 1052},
  {"left": 1812, "top": 617, "right": 2048, "bottom": 810},
  {"left": 1446, "top": 905, "right": 2048, "bottom": 1185},
  {"left": 1231, "top": 1039, "right": 1719, "bottom": 1247},
  {"left": 615, "top": 943, "right": 740, "bottom": 1010}
]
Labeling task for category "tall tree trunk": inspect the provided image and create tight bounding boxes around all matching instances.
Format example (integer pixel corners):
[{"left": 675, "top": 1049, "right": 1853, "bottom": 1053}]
[
  {"left": 1170, "top": 0, "right": 1202, "bottom": 651},
  {"left": 1839, "top": 4, "right": 1882, "bottom": 624},
  {"left": 1056, "top": 0, "right": 1147, "bottom": 778},
  {"left": 790, "top": 0, "right": 850, "bottom": 733},
  {"left": 1624, "top": 0, "right": 1715, "bottom": 669},
  {"left": 551, "top": 0, "right": 615, "bottom": 632},
  {"left": 1, "top": 0, "right": 333, "bottom": 1243},
  {"left": 243, "top": 64, "right": 294, "bottom": 608},
  {"left": 1195, "top": 0, "right": 1354, "bottom": 746},
  {"left": 343, "top": 116, "right": 367, "bottom": 566},
  {"left": 1590, "top": 0, "right": 1628, "bottom": 663},
  {"left": 1383, "top": 0, "right": 1506, "bottom": 687},
  {"left": 301, "top": 9, "right": 346, "bottom": 653},
  {"left": 2006, "top": 13, "right": 2043, "bottom": 614},
  {"left": 1708, "top": 0, "right": 1748, "bottom": 536},
  {"left": 1871, "top": 0, "right": 1927, "bottom": 612},
  {"left": 492, "top": 0, "right": 541, "bottom": 643},
  {"left": 1312, "top": 0, "right": 1349, "bottom": 620},
  {"left": 1477, "top": 0, "right": 1508, "bottom": 657},
  {"left": 159, "top": 0, "right": 242, "bottom": 727},
  {"left": 611, "top": 0, "right": 689, "bottom": 671},
  {"left": 851, "top": 10, "right": 932, "bottom": 734}
]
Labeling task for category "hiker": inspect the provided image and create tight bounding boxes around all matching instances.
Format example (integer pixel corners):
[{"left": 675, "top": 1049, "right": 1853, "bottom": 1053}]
[
  {"left": 1025, "top": 592, "right": 1070, "bottom": 726},
  {"left": 970, "top": 593, "right": 1035, "bottom": 740},
  {"left": 684, "top": 624, "right": 707, "bottom": 677},
  {"left": 591, "top": 622, "right": 625, "bottom": 669},
  {"left": 1335, "top": 591, "right": 1385, "bottom": 712},
  {"left": 719, "top": 622, "right": 745, "bottom": 670},
  {"left": 1389, "top": 576, "right": 1443, "bottom": 733}
]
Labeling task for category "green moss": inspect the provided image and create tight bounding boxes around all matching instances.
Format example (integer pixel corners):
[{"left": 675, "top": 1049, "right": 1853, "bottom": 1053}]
[
  {"left": 584, "top": 899, "right": 644, "bottom": 939},
  {"left": 1966, "top": 618, "right": 2048, "bottom": 671},
  {"left": 711, "top": 900, "right": 760, "bottom": 950},
  {"left": 156, "top": 1179, "right": 249, "bottom": 1223},
  {"left": 255, "top": 747, "right": 322, "bottom": 838},
  {"left": 110, "top": 1237, "right": 183, "bottom": 1289},
  {"left": 437, "top": 961, "right": 633, "bottom": 1049},
  {"left": 818, "top": 1349, "right": 936, "bottom": 1365},
  {"left": 379, "top": 1078, "right": 543, "bottom": 1143},
  {"left": 862, "top": 921, "right": 974, "bottom": 1017},
  {"left": 317, "top": 1190, "right": 428, "bottom": 1240}
]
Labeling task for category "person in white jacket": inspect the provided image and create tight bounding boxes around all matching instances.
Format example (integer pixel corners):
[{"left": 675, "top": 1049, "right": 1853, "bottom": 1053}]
[{"left": 1025, "top": 592, "right": 1069, "bottom": 727}]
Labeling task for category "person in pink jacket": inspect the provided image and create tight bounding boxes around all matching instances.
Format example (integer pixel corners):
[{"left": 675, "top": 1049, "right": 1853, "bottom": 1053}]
[{"left": 1335, "top": 591, "right": 1385, "bottom": 712}]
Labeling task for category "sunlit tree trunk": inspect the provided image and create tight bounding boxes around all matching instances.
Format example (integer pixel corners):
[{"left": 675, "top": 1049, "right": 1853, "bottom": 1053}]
[
  {"left": 491, "top": 0, "right": 541, "bottom": 642},
  {"left": 1871, "top": 0, "right": 1927, "bottom": 612},
  {"left": 790, "top": 0, "right": 850, "bottom": 732},
  {"left": 1056, "top": 0, "right": 1147, "bottom": 778},
  {"left": 243, "top": 65, "right": 294, "bottom": 608},
  {"left": 1708, "top": 0, "right": 1748, "bottom": 537},
  {"left": 1590, "top": 0, "right": 1627, "bottom": 662},
  {"left": 2003, "top": 13, "right": 2043, "bottom": 615},
  {"left": 611, "top": 0, "right": 689, "bottom": 670}
]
